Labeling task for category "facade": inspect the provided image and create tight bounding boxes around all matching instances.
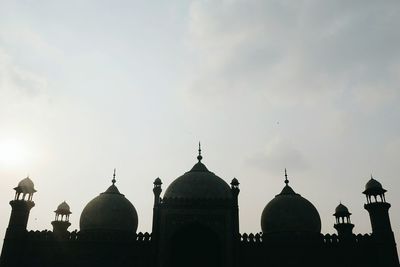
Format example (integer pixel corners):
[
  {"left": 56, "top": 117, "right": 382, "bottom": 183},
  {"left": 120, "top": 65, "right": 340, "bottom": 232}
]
[{"left": 0, "top": 148, "right": 399, "bottom": 267}]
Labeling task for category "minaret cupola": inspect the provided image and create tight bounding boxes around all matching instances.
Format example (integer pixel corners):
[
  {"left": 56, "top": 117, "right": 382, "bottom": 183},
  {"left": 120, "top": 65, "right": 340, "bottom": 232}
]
[
  {"left": 333, "top": 203, "right": 354, "bottom": 237},
  {"left": 363, "top": 175, "right": 393, "bottom": 236},
  {"left": 54, "top": 201, "right": 71, "bottom": 222},
  {"left": 52, "top": 201, "right": 72, "bottom": 237},
  {"left": 14, "top": 176, "right": 36, "bottom": 201}
]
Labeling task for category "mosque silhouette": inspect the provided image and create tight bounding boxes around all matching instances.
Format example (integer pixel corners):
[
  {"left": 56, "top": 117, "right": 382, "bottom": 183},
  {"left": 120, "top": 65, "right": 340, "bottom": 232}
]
[{"left": 1, "top": 146, "right": 399, "bottom": 267}]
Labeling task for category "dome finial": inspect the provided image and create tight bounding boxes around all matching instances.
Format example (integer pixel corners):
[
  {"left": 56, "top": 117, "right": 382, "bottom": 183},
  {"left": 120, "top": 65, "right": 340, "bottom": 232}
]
[
  {"left": 370, "top": 173, "right": 373, "bottom": 180},
  {"left": 284, "top": 168, "right": 289, "bottom": 185},
  {"left": 112, "top": 168, "right": 116, "bottom": 185},
  {"left": 197, "top": 142, "right": 203, "bottom": 162}
]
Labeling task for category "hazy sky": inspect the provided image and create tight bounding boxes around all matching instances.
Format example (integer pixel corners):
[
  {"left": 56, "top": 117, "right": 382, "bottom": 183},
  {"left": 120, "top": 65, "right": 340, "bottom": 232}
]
[{"left": 1, "top": 0, "right": 400, "bottom": 248}]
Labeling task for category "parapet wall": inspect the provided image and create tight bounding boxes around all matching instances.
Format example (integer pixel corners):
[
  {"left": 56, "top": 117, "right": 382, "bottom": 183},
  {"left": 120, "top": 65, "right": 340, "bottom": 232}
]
[{"left": 26, "top": 229, "right": 152, "bottom": 242}]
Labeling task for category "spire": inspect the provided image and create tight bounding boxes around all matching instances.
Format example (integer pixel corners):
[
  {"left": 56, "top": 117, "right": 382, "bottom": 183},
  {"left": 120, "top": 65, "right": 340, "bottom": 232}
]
[
  {"left": 280, "top": 168, "right": 296, "bottom": 195},
  {"left": 284, "top": 168, "right": 289, "bottom": 185},
  {"left": 112, "top": 168, "right": 116, "bottom": 185},
  {"left": 197, "top": 142, "right": 203, "bottom": 162}
]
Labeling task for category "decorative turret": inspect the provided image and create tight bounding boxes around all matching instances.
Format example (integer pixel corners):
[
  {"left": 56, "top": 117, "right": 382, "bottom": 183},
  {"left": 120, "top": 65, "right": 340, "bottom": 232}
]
[
  {"left": 231, "top": 177, "right": 240, "bottom": 235},
  {"left": 152, "top": 176, "right": 163, "bottom": 261},
  {"left": 153, "top": 177, "right": 162, "bottom": 206},
  {"left": 333, "top": 203, "right": 354, "bottom": 238},
  {"left": 231, "top": 178, "right": 240, "bottom": 201},
  {"left": 51, "top": 201, "right": 72, "bottom": 237}
]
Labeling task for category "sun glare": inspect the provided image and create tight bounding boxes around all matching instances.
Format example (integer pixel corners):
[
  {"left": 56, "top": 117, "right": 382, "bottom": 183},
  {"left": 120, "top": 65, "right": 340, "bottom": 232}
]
[{"left": 0, "top": 138, "right": 30, "bottom": 166}]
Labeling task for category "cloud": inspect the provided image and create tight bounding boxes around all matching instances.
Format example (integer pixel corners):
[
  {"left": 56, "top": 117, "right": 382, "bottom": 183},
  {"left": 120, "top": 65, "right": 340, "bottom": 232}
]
[
  {"left": 0, "top": 48, "right": 47, "bottom": 99},
  {"left": 245, "top": 136, "right": 308, "bottom": 174},
  {"left": 0, "top": 46, "right": 50, "bottom": 132},
  {"left": 0, "top": 24, "right": 54, "bottom": 102},
  {"left": 185, "top": 0, "right": 400, "bottom": 107}
]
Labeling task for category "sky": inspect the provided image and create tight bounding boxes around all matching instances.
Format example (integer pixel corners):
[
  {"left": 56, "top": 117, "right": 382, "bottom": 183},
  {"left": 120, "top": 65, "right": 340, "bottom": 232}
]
[{"left": 0, "top": 0, "right": 400, "bottom": 249}]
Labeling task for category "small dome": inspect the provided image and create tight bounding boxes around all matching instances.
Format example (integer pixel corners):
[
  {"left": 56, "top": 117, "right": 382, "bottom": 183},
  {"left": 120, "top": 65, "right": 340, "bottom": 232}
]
[
  {"left": 334, "top": 203, "right": 350, "bottom": 217},
  {"left": 261, "top": 182, "right": 321, "bottom": 235},
  {"left": 164, "top": 161, "right": 232, "bottom": 200},
  {"left": 55, "top": 201, "right": 71, "bottom": 215},
  {"left": 154, "top": 177, "right": 162, "bottom": 186},
  {"left": 80, "top": 183, "right": 138, "bottom": 232},
  {"left": 363, "top": 176, "right": 386, "bottom": 195},
  {"left": 231, "top": 178, "right": 239, "bottom": 186},
  {"left": 14, "top": 177, "right": 37, "bottom": 194}
]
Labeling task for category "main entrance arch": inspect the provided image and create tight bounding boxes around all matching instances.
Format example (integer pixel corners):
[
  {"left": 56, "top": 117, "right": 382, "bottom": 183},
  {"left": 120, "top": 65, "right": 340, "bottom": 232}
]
[{"left": 169, "top": 223, "right": 222, "bottom": 267}]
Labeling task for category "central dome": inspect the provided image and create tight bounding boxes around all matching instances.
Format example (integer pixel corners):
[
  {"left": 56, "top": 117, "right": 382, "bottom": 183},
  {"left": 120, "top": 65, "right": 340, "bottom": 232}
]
[
  {"left": 164, "top": 150, "right": 232, "bottom": 200},
  {"left": 261, "top": 173, "right": 321, "bottom": 235},
  {"left": 80, "top": 176, "right": 138, "bottom": 232}
]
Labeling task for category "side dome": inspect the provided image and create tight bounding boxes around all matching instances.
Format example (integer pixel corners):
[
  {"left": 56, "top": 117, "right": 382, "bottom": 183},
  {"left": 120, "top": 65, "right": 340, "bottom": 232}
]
[
  {"left": 261, "top": 173, "right": 321, "bottom": 235},
  {"left": 164, "top": 148, "right": 232, "bottom": 200},
  {"left": 80, "top": 175, "right": 138, "bottom": 232}
]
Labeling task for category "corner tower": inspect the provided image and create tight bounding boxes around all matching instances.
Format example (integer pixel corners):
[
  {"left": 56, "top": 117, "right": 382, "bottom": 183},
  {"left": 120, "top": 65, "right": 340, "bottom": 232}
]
[
  {"left": 0, "top": 177, "right": 36, "bottom": 266},
  {"left": 6, "top": 177, "right": 36, "bottom": 235},
  {"left": 363, "top": 176, "right": 399, "bottom": 267},
  {"left": 363, "top": 176, "right": 392, "bottom": 237}
]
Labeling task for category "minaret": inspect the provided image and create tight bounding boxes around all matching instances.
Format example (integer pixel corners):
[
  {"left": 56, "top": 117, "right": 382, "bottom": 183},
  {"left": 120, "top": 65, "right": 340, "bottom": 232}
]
[
  {"left": 333, "top": 203, "right": 354, "bottom": 238},
  {"left": 51, "top": 201, "right": 72, "bottom": 238},
  {"left": 363, "top": 176, "right": 392, "bottom": 236},
  {"left": 6, "top": 177, "right": 36, "bottom": 235},
  {"left": 0, "top": 177, "right": 37, "bottom": 266},
  {"left": 363, "top": 176, "right": 399, "bottom": 266}
]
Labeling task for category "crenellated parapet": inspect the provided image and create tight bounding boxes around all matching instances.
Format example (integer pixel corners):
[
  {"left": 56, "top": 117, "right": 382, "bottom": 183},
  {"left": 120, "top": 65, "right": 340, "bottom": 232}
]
[
  {"left": 25, "top": 229, "right": 153, "bottom": 243},
  {"left": 322, "top": 233, "right": 372, "bottom": 245},
  {"left": 322, "top": 233, "right": 340, "bottom": 244},
  {"left": 27, "top": 230, "right": 54, "bottom": 241},
  {"left": 136, "top": 232, "right": 152, "bottom": 242},
  {"left": 240, "top": 233, "right": 263, "bottom": 244},
  {"left": 354, "top": 233, "right": 373, "bottom": 243}
]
